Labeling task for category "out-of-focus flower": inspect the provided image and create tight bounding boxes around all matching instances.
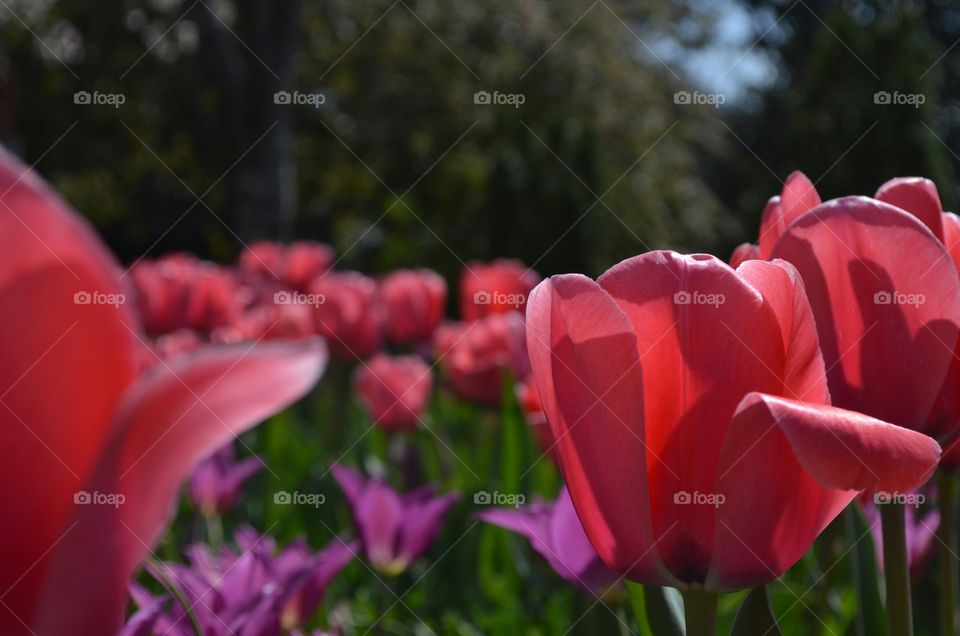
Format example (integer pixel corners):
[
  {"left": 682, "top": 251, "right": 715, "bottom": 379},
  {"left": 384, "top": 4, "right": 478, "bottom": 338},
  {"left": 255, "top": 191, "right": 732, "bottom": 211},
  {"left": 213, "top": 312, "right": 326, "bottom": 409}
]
[
  {"left": 215, "top": 301, "right": 316, "bottom": 344},
  {"left": 863, "top": 494, "right": 940, "bottom": 582},
  {"left": 477, "top": 487, "right": 619, "bottom": 596},
  {"left": 131, "top": 253, "right": 239, "bottom": 336},
  {"left": 354, "top": 354, "right": 432, "bottom": 431},
  {"left": 459, "top": 259, "right": 540, "bottom": 321},
  {"left": 525, "top": 250, "right": 940, "bottom": 590},
  {"left": 123, "top": 526, "right": 355, "bottom": 635},
  {"left": 0, "top": 147, "right": 328, "bottom": 634},
  {"left": 308, "top": 272, "right": 382, "bottom": 359},
  {"left": 516, "top": 376, "right": 554, "bottom": 459},
  {"left": 149, "top": 328, "right": 203, "bottom": 363},
  {"left": 239, "top": 240, "right": 335, "bottom": 291},
  {"left": 189, "top": 442, "right": 262, "bottom": 516},
  {"left": 332, "top": 465, "right": 458, "bottom": 575},
  {"left": 434, "top": 312, "right": 529, "bottom": 405},
  {"left": 379, "top": 268, "right": 446, "bottom": 345}
]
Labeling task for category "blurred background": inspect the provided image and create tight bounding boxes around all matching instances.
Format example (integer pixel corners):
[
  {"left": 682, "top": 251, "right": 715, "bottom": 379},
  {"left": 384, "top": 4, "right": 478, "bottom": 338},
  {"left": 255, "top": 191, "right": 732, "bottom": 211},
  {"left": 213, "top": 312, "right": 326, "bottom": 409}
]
[
  {"left": 4, "top": 2, "right": 957, "bottom": 633},
  {"left": 2, "top": 0, "right": 958, "bottom": 281}
]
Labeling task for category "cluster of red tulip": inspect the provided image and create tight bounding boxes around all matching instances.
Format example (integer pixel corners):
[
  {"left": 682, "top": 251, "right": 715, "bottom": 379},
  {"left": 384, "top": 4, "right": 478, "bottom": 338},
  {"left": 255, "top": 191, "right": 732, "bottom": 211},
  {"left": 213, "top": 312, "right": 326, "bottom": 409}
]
[{"left": 2, "top": 137, "right": 959, "bottom": 635}]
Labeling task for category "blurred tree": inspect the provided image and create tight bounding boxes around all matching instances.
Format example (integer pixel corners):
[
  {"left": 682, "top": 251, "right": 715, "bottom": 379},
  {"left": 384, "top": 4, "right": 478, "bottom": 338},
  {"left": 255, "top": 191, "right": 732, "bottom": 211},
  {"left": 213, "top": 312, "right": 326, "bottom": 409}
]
[
  {"left": 721, "top": 0, "right": 955, "bottom": 256},
  {"left": 0, "top": 0, "right": 731, "bottom": 277}
]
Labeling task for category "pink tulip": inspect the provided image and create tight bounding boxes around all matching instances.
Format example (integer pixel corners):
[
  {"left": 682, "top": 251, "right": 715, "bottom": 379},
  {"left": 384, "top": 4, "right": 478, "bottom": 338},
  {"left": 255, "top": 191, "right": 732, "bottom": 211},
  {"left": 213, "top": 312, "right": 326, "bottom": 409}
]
[
  {"left": 130, "top": 253, "right": 239, "bottom": 336},
  {"left": 0, "top": 148, "right": 327, "bottom": 634},
  {"left": 239, "top": 240, "right": 334, "bottom": 291},
  {"left": 434, "top": 312, "right": 529, "bottom": 405},
  {"left": 459, "top": 259, "right": 540, "bottom": 321},
  {"left": 307, "top": 272, "right": 382, "bottom": 360},
  {"left": 379, "top": 268, "right": 446, "bottom": 345},
  {"left": 354, "top": 354, "right": 432, "bottom": 431},
  {"left": 526, "top": 250, "right": 941, "bottom": 590}
]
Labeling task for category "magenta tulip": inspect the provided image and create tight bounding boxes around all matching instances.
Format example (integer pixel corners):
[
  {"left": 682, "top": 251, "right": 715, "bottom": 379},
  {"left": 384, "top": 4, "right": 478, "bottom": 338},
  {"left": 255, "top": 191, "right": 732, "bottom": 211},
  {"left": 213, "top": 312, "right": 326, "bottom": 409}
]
[
  {"left": 332, "top": 465, "right": 458, "bottom": 575},
  {"left": 478, "top": 487, "right": 619, "bottom": 596},
  {"left": 188, "top": 442, "right": 263, "bottom": 516}
]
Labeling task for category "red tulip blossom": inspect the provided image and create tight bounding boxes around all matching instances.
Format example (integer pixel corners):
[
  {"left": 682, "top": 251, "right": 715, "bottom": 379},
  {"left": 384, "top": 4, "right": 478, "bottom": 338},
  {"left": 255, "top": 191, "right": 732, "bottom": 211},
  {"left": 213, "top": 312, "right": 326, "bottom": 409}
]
[
  {"left": 434, "top": 312, "right": 529, "bottom": 405},
  {"left": 379, "top": 268, "right": 447, "bottom": 345},
  {"left": 459, "top": 259, "right": 540, "bottom": 322},
  {"left": 526, "top": 251, "right": 941, "bottom": 590},
  {"left": 354, "top": 354, "right": 432, "bottom": 431},
  {"left": 765, "top": 178, "right": 960, "bottom": 438},
  {"left": 307, "top": 271, "right": 382, "bottom": 360},
  {"left": 0, "top": 148, "right": 327, "bottom": 634},
  {"left": 130, "top": 253, "right": 239, "bottom": 336},
  {"left": 239, "top": 240, "right": 334, "bottom": 291}
]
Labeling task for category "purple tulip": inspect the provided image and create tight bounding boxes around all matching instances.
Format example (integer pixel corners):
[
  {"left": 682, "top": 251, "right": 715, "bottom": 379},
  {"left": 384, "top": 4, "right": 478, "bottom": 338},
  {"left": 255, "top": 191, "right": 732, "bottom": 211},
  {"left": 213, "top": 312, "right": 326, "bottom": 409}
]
[
  {"left": 122, "top": 526, "right": 356, "bottom": 635},
  {"left": 332, "top": 465, "right": 459, "bottom": 575},
  {"left": 477, "top": 487, "right": 620, "bottom": 596},
  {"left": 189, "top": 442, "right": 263, "bottom": 516}
]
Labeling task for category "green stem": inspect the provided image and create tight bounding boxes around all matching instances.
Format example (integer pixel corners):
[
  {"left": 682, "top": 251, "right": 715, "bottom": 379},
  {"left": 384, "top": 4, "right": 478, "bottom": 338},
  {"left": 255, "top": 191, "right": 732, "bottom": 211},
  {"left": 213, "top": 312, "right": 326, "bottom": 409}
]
[
  {"left": 939, "top": 475, "right": 958, "bottom": 636},
  {"left": 682, "top": 588, "right": 719, "bottom": 636},
  {"left": 204, "top": 512, "right": 222, "bottom": 547},
  {"left": 881, "top": 501, "right": 914, "bottom": 636}
]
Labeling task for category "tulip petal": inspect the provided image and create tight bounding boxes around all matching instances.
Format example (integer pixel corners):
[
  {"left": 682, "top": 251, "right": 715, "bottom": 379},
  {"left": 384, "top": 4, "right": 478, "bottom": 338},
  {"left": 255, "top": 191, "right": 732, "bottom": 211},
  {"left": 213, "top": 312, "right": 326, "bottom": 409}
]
[
  {"left": 757, "top": 172, "right": 821, "bottom": 258},
  {"left": 942, "top": 212, "right": 960, "bottom": 271},
  {"left": 526, "top": 275, "right": 665, "bottom": 582},
  {"left": 0, "top": 150, "right": 142, "bottom": 632},
  {"left": 33, "top": 340, "right": 327, "bottom": 635},
  {"left": 875, "top": 177, "right": 943, "bottom": 241},
  {"left": 771, "top": 196, "right": 960, "bottom": 432},
  {"left": 397, "top": 492, "right": 459, "bottom": 565},
  {"left": 708, "top": 392, "right": 940, "bottom": 589},
  {"left": 730, "top": 243, "right": 759, "bottom": 268},
  {"left": 735, "top": 259, "right": 829, "bottom": 405},
  {"left": 597, "top": 252, "right": 788, "bottom": 582}
]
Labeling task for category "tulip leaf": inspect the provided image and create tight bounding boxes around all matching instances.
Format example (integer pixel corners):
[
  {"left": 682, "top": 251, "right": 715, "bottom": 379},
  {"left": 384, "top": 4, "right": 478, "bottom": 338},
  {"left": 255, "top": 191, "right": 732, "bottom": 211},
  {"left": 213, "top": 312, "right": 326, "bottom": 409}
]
[
  {"left": 846, "top": 504, "right": 887, "bottom": 636},
  {"left": 731, "top": 586, "right": 781, "bottom": 636},
  {"left": 627, "top": 583, "right": 685, "bottom": 636}
]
